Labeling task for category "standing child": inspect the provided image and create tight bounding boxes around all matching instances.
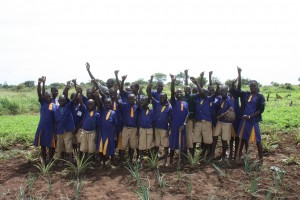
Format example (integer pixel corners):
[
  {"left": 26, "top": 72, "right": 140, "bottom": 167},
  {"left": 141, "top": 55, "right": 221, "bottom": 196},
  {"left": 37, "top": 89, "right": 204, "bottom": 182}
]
[
  {"left": 169, "top": 74, "right": 189, "bottom": 166},
  {"left": 79, "top": 87, "right": 100, "bottom": 157},
  {"left": 137, "top": 96, "right": 155, "bottom": 161},
  {"left": 34, "top": 76, "right": 56, "bottom": 165}
]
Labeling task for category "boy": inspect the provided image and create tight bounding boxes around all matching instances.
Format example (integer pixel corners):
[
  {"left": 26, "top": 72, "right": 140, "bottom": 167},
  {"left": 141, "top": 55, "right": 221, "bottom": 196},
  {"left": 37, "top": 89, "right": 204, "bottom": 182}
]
[
  {"left": 169, "top": 74, "right": 189, "bottom": 166},
  {"left": 79, "top": 88, "right": 100, "bottom": 157}
]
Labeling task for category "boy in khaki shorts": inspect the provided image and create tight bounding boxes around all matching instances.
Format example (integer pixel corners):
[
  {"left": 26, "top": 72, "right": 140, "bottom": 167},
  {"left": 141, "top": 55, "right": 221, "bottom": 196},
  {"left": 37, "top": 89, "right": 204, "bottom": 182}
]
[
  {"left": 190, "top": 77, "right": 214, "bottom": 159},
  {"left": 211, "top": 86, "right": 234, "bottom": 161},
  {"left": 79, "top": 95, "right": 100, "bottom": 157},
  {"left": 119, "top": 93, "right": 139, "bottom": 163},
  {"left": 137, "top": 96, "right": 154, "bottom": 161},
  {"left": 54, "top": 94, "right": 78, "bottom": 162}
]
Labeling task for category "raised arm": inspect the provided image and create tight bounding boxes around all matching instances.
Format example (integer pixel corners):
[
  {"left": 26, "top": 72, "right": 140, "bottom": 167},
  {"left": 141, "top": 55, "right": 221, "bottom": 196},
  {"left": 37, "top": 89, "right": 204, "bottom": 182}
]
[
  {"left": 120, "top": 74, "right": 127, "bottom": 98},
  {"left": 170, "top": 74, "right": 176, "bottom": 101},
  {"left": 199, "top": 71, "right": 205, "bottom": 88},
  {"left": 114, "top": 70, "right": 121, "bottom": 91},
  {"left": 37, "top": 77, "right": 43, "bottom": 100},
  {"left": 190, "top": 76, "right": 201, "bottom": 93},
  {"left": 91, "top": 79, "right": 106, "bottom": 99},
  {"left": 237, "top": 66, "right": 242, "bottom": 91},
  {"left": 63, "top": 81, "right": 71, "bottom": 100},
  {"left": 184, "top": 69, "right": 189, "bottom": 86},
  {"left": 209, "top": 71, "right": 213, "bottom": 86},
  {"left": 41, "top": 76, "right": 46, "bottom": 97}
]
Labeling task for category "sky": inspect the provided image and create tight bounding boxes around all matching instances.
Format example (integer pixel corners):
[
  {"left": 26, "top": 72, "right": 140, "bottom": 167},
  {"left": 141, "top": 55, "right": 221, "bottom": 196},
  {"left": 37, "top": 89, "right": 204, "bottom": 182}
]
[{"left": 0, "top": 0, "right": 300, "bottom": 86}]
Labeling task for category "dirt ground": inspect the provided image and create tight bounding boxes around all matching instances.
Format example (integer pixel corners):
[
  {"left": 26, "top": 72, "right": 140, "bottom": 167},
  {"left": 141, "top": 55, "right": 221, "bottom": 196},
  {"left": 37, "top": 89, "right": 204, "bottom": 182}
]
[{"left": 0, "top": 133, "right": 300, "bottom": 200}]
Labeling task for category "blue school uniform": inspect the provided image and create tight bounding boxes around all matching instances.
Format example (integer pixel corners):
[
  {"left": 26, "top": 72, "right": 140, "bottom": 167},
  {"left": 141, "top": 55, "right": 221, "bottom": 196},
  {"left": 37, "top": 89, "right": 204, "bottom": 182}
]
[
  {"left": 152, "top": 99, "right": 171, "bottom": 130},
  {"left": 112, "top": 98, "right": 123, "bottom": 147},
  {"left": 169, "top": 99, "right": 189, "bottom": 150},
  {"left": 54, "top": 102, "right": 75, "bottom": 134},
  {"left": 121, "top": 100, "right": 139, "bottom": 128},
  {"left": 97, "top": 108, "right": 117, "bottom": 156},
  {"left": 194, "top": 96, "right": 212, "bottom": 122},
  {"left": 138, "top": 107, "right": 154, "bottom": 128},
  {"left": 81, "top": 106, "right": 100, "bottom": 132},
  {"left": 151, "top": 90, "right": 161, "bottom": 102},
  {"left": 34, "top": 98, "right": 57, "bottom": 148},
  {"left": 237, "top": 92, "right": 265, "bottom": 142},
  {"left": 71, "top": 103, "right": 84, "bottom": 129},
  {"left": 209, "top": 96, "right": 219, "bottom": 127}
]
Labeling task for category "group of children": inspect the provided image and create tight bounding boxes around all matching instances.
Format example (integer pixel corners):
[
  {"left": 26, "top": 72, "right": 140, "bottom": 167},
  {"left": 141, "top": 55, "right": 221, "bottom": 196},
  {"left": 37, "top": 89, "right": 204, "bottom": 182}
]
[{"left": 34, "top": 64, "right": 266, "bottom": 167}]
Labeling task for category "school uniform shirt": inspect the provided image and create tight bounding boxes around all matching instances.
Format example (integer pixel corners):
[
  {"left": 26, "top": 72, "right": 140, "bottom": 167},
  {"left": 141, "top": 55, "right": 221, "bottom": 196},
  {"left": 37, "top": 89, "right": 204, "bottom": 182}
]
[
  {"left": 230, "top": 91, "right": 242, "bottom": 134},
  {"left": 71, "top": 103, "right": 84, "bottom": 129},
  {"left": 169, "top": 99, "right": 189, "bottom": 150},
  {"left": 152, "top": 99, "right": 171, "bottom": 131},
  {"left": 194, "top": 96, "right": 212, "bottom": 122},
  {"left": 151, "top": 90, "right": 161, "bottom": 101},
  {"left": 138, "top": 107, "right": 154, "bottom": 129},
  {"left": 120, "top": 100, "right": 139, "bottom": 128},
  {"left": 217, "top": 95, "right": 234, "bottom": 123},
  {"left": 81, "top": 106, "right": 100, "bottom": 132},
  {"left": 34, "top": 98, "right": 57, "bottom": 148},
  {"left": 182, "top": 94, "right": 196, "bottom": 120},
  {"left": 54, "top": 102, "right": 75, "bottom": 134},
  {"left": 97, "top": 108, "right": 117, "bottom": 156},
  {"left": 51, "top": 97, "right": 59, "bottom": 106}
]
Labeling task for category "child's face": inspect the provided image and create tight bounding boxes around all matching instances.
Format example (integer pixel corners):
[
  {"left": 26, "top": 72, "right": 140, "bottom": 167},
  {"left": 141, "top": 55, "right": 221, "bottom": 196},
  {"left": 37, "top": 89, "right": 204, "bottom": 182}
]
[
  {"left": 184, "top": 86, "right": 191, "bottom": 96},
  {"left": 141, "top": 98, "right": 150, "bottom": 108},
  {"left": 128, "top": 95, "right": 136, "bottom": 105},
  {"left": 104, "top": 99, "right": 112, "bottom": 109},
  {"left": 86, "top": 89, "right": 93, "bottom": 99},
  {"left": 87, "top": 100, "right": 95, "bottom": 111},
  {"left": 58, "top": 96, "right": 66, "bottom": 106},
  {"left": 175, "top": 89, "right": 183, "bottom": 99},
  {"left": 157, "top": 82, "right": 164, "bottom": 93},
  {"left": 159, "top": 93, "right": 167, "bottom": 104},
  {"left": 51, "top": 88, "right": 58, "bottom": 98}
]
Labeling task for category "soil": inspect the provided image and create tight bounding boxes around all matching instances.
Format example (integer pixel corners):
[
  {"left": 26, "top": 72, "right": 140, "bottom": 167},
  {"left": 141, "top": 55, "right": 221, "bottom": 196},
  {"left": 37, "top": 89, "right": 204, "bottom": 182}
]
[{"left": 0, "top": 133, "right": 300, "bottom": 200}]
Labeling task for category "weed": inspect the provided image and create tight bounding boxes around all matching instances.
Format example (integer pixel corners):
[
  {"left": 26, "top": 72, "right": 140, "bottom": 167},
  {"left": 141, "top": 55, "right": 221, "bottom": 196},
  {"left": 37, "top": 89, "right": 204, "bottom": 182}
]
[
  {"left": 23, "top": 150, "right": 39, "bottom": 163},
  {"left": 15, "top": 185, "right": 25, "bottom": 200},
  {"left": 0, "top": 138, "right": 10, "bottom": 150},
  {"left": 211, "top": 163, "right": 225, "bottom": 177},
  {"left": 295, "top": 132, "right": 300, "bottom": 144},
  {"left": 145, "top": 151, "right": 159, "bottom": 170},
  {"left": 281, "top": 156, "right": 299, "bottom": 165},
  {"left": 186, "top": 150, "right": 201, "bottom": 168},
  {"left": 75, "top": 178, "right": 83, "bottom": 200},
  {"left": 62, "top": 152, "right": 94, "bottom": 178},
  {"left": 125, "top": 161, "right": 141, "bottom": 184},
  {"left": 135, "top": 177, "right": 150, "bottom": 200},
  {"left": 156, "top": 169, "right": 166, "bottom": 188},
  {"left": 250, "top": 173, "right": 259, "bottom": 194},
  {"left": 34, "top": 157, "right": 55, "bottom": 175},
  {"left": 187, "top": 175, "right": 193, "bottom": 200}
]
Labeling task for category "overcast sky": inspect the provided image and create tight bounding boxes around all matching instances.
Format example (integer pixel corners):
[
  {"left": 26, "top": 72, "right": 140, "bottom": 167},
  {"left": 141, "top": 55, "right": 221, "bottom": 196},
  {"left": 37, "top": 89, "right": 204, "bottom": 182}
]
[{"left": 0, "top": 0, "right": 299, "bottom": 86}]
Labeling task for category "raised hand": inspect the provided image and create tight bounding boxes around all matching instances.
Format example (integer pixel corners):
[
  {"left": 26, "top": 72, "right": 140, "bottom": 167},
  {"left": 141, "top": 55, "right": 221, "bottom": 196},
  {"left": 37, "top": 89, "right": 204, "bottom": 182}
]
[
  {"left": 86, "top": 62, "right": 90, "bottom": 71},
  {"left": 66, "top": 81, "right": 71, "bottom": 89},
  {"left": 184, "top": 69, "right": 189, "bottom": 75},
  {"left": 190, "top": 77, "right": 197, "bottom": 84},
  {"left": 200, "top": 71, "right": 205, "bottom": 77},
  {"left": 121, "top": 75, "right": 127, "bottom": 81},
  {"left": 209, "top": 71, "right": 213, "bottom": 76},
  {"left": 114, "top": 70, "right": 119, "bottom": 76},
  {"left": 72, "top": 79, "right": 77, "bottom": 84},
  {"left": 38, "top": 77, "right": 43, "bottom": 83},
  {"left": 42, "top": 76, "right": 46, "bottom": 83},
  {"left": 237, "top": 66, "right": 242, "bottom": 73}
]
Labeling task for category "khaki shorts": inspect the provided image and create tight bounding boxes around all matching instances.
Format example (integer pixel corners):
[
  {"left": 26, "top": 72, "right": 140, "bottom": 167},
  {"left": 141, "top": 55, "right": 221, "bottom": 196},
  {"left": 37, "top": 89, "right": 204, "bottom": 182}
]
[
  {"left": 80, "top": 130, "right": 96, "bottom": 153},
  {"left": 139, "top": 128, "right": 154, "bottom": 150},
  {"left": 121, "top": 127, "right": 138, "bottom": 150},
  {"left": 213, "top": 121, "right": 232, "bottom": 141},
  {"left": 186, "top": 119, "right": 194, "bottom": 148},
  {"left": 193, "top": 121, "right": 213, "bottom": 144},
  {"left": 56, "top": 131, "right": 73, "bottom": 153},
  {"left": 154, "top": 128, "right": 169, "bottom": 147},
  {"left": 72, "top": 128, "right": 82, "bottom": 145}
]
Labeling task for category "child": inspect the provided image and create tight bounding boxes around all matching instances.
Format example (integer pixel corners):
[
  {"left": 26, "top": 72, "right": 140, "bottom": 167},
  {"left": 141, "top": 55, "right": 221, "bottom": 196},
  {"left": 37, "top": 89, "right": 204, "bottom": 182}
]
[
  {"left": 97, "top": 97, "right": 117, "bottom": 166},
  {"left": 33, "top": 76, "right": 56, "bottom": 165},
  {"left": 79, "top": 87, "right": 100, "bottom": 157},
  {"left": 137, "top": 96, "right": 155, "bottom": 161},
  {"left": 54, "top": 93, "right": 77, "bottom": 162},
  {"left": 169, "top": 74, "right": 189, "bottom": 166}
]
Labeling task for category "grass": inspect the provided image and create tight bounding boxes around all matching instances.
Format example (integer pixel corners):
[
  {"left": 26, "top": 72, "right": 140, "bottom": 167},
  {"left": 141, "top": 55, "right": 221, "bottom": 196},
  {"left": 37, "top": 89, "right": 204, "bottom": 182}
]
[
  {"left": 34, "top": 157, "right": 55, "bottom": 175},
  {"left": 135, "top": 177, "right": 150, "bottom": 200},
  {"left": 145, "top": 151, "right": 159, "bottom": 170},
  {"left": 62, "top": 152, "right": 94, "bottom": 178},
  {"left": 186, "top": 151, "right": 202, "bottom": 168},
  {"left": 125, "top": 161, "right": 142, "bottom": 184}
]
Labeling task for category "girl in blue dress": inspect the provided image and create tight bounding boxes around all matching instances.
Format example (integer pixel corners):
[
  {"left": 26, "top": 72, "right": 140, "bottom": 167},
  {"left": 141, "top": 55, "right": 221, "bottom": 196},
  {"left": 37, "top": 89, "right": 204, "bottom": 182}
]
[{"left": 34, "top": 76, "right": 57, "bottom": 164}]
